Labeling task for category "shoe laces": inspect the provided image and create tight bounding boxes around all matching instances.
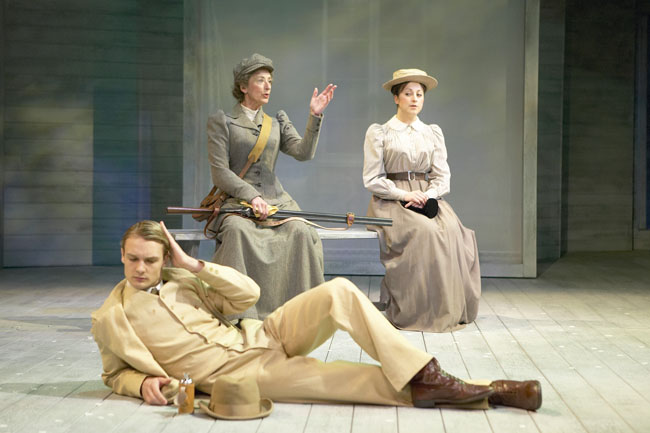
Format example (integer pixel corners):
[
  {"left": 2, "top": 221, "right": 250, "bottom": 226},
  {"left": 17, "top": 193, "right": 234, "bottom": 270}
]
[{"left": 439, "top": 369, "right": 468, "bottom": 385}]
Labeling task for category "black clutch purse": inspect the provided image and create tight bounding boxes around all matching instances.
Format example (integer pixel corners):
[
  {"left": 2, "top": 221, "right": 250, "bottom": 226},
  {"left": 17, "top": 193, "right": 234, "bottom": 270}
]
[{"left": 400, "top": 198, "right": 438, "bottom": 218}]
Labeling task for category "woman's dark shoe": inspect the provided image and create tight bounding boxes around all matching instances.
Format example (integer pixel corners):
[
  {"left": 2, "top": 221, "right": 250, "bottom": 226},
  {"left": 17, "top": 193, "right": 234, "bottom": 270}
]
[
  {"left": 410, "top": 358, "right": 494, "bottom": 408},
  {"left": 488, "top": 380, "right": 542, "bottom": 411}
]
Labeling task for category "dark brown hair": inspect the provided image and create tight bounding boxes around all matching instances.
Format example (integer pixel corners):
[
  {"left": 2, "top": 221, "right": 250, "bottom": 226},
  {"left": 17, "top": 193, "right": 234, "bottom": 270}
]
[{"left": 390, "top": 81, "right": 427, "bottom": 97}]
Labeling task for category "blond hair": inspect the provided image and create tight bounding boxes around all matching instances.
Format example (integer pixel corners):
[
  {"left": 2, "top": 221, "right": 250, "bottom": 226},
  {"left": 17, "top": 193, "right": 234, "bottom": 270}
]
[{"left": 120, "top": 220, "right": 170, "bottom": 257}]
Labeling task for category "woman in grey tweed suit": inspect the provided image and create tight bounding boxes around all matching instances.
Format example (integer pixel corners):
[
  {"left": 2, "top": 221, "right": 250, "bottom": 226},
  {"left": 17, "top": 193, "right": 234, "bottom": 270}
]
[{"left": 207, "top": 53, "right": 336, "bottom": 320}]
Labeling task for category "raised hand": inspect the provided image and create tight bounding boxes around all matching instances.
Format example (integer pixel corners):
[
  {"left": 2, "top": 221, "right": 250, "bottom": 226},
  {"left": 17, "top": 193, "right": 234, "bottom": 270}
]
[
  {"left": 310, "top": 84, "right": 337, "bottom": 116},
  {"left": 160, "top": 221, "right": 204, "bottom": 273}
]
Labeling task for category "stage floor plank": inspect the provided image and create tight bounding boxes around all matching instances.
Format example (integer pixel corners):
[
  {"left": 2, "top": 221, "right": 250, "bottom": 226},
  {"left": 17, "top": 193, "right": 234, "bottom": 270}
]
[{"left": 0, "top": 252, "right": 649, "bottom": 433}]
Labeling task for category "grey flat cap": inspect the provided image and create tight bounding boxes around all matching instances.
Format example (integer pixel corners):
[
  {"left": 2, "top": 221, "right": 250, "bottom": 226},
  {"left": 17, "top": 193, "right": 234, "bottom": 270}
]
[{"left": 233, "top": 53, "right": 274, "bottom": 82}]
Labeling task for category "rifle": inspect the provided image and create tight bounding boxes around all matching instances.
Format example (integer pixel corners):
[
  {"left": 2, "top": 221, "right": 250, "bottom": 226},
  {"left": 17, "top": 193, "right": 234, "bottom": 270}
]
[{"left": 167, "top": 205, "right": 392, "bottom": 227}]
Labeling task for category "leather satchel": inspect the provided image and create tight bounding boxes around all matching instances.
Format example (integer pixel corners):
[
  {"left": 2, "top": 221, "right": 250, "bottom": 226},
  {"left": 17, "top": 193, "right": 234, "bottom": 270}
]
[
  {"left": 193, "top": 113, "right": 273, "bottom": 223},
  {"left": 193, "top": 186, "right": 227, "bottom": 222}
]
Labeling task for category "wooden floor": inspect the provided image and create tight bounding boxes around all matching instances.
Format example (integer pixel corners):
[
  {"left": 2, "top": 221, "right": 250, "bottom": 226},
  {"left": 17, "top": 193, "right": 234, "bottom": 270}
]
[{"left": 1, "top": 251, "right": 649, "bottom": 433}]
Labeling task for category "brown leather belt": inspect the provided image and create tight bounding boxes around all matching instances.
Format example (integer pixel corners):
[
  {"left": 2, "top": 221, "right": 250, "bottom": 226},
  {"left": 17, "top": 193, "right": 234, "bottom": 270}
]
[{"left": 386, "top": 171, "right": 430, "bottom": 181}]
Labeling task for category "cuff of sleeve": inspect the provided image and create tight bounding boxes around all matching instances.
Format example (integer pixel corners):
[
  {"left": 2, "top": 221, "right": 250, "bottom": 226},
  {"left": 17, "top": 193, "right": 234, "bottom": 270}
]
[
  {"left": 394, "top": 189, "right": 409, "bottom": 201},
  {"left": 196, "top": 261, "right": 220, "bottom": 281},
  {"left": 306, "top": 113, "right": 323, "bottom": 131},
  {"left": 124, "top": 371, "right": 150, "bottom": 399},
  {"left": 243, "top": 192, "right": 261, "bottom": 204},
  {"left": 190, "top": 259, "right": 206, "bottom": 274}
]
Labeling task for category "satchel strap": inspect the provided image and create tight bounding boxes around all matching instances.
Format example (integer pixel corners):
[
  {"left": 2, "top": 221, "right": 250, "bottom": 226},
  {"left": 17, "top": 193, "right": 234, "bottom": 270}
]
[
  {"left": 248, "top": 113, "right": 272, "bottom": 163},
  {"left": 235, "top": 113, "right": 272, "bottom": 177},
  {"left": 202, "top": 113, "right": 273, "bottom": 238}
]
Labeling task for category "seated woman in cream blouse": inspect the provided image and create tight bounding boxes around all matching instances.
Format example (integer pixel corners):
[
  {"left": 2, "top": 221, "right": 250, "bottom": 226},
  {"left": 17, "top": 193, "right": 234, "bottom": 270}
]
[{"left": 363, "top": 68, "right": 481, "bottom": 332}]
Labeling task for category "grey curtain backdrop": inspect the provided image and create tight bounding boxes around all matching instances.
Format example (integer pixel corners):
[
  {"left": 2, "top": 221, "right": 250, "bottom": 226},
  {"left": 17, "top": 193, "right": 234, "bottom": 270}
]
[{"left": 184, "top": 0, "right": 536, "bottom": 277}]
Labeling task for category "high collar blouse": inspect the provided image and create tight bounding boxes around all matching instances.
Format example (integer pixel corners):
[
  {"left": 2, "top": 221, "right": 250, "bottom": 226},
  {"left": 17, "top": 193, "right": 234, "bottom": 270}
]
[
  {"left": 362, "top": 115, "right": 451, "bottom": 201},
  {"left": 240, "top": 104, "right": 259, "bottom": 121}
]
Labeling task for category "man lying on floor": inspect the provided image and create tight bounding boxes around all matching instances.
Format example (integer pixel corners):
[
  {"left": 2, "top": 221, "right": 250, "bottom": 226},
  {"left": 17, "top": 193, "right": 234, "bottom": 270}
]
[{"left": 91, "top": 220, "right": 541, "bottom": 411}]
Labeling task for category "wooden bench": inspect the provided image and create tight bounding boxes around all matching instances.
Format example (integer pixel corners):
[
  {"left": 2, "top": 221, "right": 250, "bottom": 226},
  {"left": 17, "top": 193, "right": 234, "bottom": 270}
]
[{"left": 169, "top": 228, "right": 378, "bottom": 257}]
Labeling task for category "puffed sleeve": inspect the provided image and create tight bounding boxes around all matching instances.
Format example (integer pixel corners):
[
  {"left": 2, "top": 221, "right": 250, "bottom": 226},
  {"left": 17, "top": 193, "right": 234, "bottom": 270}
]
[
  {"left": 207, "top": 110, "right": 260, "bottom": 201},
  {"left": 362, "top": 124, "right": 409, "bottom": 201},
  {"left": 425, "top": 125, "right": 451, "bottom": 199},
  {"left": 277, "top": 110, "right": 322, "bottom": 161}
]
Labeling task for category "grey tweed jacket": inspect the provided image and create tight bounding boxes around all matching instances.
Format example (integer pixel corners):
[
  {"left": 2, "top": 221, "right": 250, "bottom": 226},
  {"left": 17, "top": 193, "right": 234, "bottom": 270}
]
[{"left": 207, "top": 103, "right": 322, "bottom": 206}]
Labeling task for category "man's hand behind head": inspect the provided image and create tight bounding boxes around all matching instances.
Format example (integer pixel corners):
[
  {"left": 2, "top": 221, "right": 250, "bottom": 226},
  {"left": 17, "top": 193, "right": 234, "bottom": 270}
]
[{"left": 160, "top": 221, "right": 204, "bottom": 273}]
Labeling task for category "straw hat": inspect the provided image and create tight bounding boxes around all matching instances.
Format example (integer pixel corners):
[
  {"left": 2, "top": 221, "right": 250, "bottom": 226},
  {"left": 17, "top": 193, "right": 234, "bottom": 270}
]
[
  {"left": 199, "top": 376, "right": 273, "bottom": 420},
  {"left": 382, "top": 68, "right": 438, "bottom": 92}
]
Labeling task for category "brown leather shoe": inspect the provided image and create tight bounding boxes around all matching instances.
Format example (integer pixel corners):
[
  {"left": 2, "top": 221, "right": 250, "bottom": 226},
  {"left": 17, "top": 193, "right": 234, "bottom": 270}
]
[
  {"left": 488, "top": 380, "right": 542, "bottom": 411},
  {"left": 410, "top": 358, "right": 494, "bottom": 408}
]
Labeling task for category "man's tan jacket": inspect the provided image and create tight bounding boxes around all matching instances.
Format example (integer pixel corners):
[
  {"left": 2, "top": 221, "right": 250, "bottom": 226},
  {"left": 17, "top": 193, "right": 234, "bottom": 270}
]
[{"left": 90, "top": 263, "right": 265, "bottom": 400}]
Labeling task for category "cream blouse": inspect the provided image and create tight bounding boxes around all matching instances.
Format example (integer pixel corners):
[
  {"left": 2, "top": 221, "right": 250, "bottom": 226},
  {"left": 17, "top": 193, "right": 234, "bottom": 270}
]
[{"left": 363, "top": 115, "right": 451, "bottom": 201}]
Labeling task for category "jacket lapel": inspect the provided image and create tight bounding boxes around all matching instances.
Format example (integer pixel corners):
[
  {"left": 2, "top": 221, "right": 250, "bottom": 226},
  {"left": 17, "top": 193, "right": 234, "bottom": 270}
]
[
  {"left": 228, "top": 104, "right": 262, "bottom": 131},
  {"left": 91, "top": 280, "right": 168, "bottom": 378}
]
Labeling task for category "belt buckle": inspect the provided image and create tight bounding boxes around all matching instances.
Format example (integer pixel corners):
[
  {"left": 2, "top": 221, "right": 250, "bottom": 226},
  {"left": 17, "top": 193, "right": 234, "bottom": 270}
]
[{"left": 407, "top": 170, "right": 415, "bottom": 181}]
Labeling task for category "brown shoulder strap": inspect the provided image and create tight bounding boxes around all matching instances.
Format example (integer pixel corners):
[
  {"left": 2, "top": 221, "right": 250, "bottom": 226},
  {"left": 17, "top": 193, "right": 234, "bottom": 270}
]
[
  {"left": 237, "top": 113, "right": 272, "bottom": 176},
  {"left": 203, "top": 113, "right": 273, "bottom": 238}
]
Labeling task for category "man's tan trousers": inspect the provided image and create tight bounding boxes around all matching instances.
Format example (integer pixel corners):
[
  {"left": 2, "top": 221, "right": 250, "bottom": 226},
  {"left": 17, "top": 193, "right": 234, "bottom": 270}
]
[{"left": 255, "top": 277, "right": 432, "bottom": 405}]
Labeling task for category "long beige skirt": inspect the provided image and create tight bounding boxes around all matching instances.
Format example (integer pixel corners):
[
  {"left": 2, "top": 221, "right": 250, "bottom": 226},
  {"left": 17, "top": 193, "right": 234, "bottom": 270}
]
[{"left": 367, "top": 180, "right": 481, "bottom": 332}]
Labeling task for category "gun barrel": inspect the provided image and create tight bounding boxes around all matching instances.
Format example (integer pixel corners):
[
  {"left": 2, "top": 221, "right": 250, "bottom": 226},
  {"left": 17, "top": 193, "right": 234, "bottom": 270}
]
[
  {"left": 166, "top": 206, "right": 392, "bottom": 226},
  {"left": 271, "top": 209, "right": 391, "bottom": 226},
  {"left": 167, "top": 207, "right": 210, "bottom": 214}
]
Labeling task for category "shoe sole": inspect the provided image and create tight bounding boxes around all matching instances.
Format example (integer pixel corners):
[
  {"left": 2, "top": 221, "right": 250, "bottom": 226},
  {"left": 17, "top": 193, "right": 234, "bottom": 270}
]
[{"left": 413, "top": 389, "right": 494, "bottom": 408}]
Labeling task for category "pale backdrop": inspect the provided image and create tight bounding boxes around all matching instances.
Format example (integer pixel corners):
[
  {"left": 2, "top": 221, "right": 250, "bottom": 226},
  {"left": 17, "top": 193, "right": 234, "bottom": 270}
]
[{"left": 183, "top": 0, "right": 532, "bottom": 276}]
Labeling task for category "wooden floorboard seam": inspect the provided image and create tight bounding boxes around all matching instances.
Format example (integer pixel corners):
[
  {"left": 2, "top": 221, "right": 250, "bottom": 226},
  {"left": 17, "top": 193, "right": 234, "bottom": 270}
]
[
  {"left": 478, "top": 289, "right": 586, "bottom": 433},
  {"left": 1, "top": 253, "right": 650, "bottom": 432}
]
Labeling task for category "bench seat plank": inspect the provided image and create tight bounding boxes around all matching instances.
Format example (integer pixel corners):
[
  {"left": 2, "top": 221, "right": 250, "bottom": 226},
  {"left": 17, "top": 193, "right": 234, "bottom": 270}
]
[{"left": 169, "top": 228, "right": 378, "bottom": 241}]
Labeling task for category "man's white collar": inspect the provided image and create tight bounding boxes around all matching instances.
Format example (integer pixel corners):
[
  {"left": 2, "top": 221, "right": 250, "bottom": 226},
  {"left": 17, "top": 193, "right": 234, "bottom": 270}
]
[{"left": 147, "top": 280, "right": 163, "bottom": 294}]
